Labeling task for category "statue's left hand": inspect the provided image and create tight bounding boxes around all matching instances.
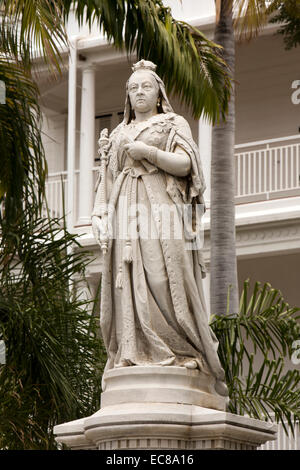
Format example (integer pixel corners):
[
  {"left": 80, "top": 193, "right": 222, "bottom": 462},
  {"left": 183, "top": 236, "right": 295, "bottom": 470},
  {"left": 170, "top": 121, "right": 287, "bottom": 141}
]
[{"left": 123, "top": 141, "right": 150, "bottom": 161}]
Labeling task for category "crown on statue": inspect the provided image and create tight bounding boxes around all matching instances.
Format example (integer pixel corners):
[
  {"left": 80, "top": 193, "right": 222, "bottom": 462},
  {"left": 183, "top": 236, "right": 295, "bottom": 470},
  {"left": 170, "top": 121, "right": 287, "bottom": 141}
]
[{"left": 132, "top": 60, "right": 157, "bottom": 73}]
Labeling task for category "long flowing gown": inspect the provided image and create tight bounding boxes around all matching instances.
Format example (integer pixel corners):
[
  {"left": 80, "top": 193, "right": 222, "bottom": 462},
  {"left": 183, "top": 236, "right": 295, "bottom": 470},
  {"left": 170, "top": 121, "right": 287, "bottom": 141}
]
[{"left": 93, "top": 111, "right": 225, "bottom": 390}]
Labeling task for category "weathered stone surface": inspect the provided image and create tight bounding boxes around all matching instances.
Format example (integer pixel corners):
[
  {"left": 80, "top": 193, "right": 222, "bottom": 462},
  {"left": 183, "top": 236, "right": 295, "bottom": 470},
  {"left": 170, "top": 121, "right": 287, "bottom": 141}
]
[{"left": 100, "top": 366, "right": 226, "bottom": 411}]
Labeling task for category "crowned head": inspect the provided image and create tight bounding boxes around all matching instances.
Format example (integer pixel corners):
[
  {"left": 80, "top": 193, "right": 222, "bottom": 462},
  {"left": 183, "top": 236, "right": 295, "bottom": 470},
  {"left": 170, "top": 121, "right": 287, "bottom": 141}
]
[{"left": 123, "top": 59, "right": 174, "bottom": 123}]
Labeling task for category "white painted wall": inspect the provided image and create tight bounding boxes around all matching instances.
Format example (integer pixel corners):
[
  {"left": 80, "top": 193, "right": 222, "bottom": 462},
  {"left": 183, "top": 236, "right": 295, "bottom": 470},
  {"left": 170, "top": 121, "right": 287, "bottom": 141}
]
[
  {"left": 238, "top": 252, "right": 300, "bottom": 307},
  {"left": 164, "top": 0, "right": 215, "bottom": 21},
  {"left": 235, "top": 34, "right": 300, "bottom": 144}
]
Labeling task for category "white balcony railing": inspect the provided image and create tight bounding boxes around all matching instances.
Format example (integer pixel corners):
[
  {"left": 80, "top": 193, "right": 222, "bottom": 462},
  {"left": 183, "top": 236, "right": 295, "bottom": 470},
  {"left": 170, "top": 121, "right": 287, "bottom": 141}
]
[
  {"left": 45, "top": 135, "right": 300, "bottom": 221},
  {"left": 44, "top": 168, "right": 99, "bottom": 222},
  {"left": 235, "top": 135, "right": 300, "bottom": 201},
  {"left": 44, "top": 171, "right": 68, "bottom": 219}
]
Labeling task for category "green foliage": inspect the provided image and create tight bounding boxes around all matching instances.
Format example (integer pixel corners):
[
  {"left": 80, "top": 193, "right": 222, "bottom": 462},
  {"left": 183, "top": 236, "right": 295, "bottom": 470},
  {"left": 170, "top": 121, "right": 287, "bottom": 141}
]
[
  {"left": 0, "top": 0, "right": 61, "bottom": 229},
  {"left": 270, "top": 0, "right": 300, "bottom": 49},
  {"left": 0, "top": 210, "right": 105, "bottom": 449},
  {"left": 211, "top": 280, "right": 300, "bottom": 434},
  {"left": 0, "top": 0, "right": 67, "bottom": 72},
  {"left": 232, "top": 0, "right": 271, "bottom": 40},
  {"left": 233, "top": 0, "right": 300, "bottom": 49},
  {"left": 0, "top": 59, "right": 46, "bottom": 230}
]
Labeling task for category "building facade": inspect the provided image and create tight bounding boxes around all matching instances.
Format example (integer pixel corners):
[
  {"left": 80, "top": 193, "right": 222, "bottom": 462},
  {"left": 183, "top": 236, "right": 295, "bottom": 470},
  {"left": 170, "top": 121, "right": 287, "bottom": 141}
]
[{"left": 37, "top": 0, "right": 300, "bottom": 449}]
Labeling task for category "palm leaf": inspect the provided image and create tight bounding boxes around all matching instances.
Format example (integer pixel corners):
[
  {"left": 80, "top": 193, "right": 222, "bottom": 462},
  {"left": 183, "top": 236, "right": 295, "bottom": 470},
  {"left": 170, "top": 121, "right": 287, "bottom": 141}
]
[
  {"left": 0, "top": 59, "right": 46, "bottom": 231},
  {"left": 0, "top": 207, "right": 105, "bottom": 449},
  {"left": 233, "top": 0, "right": 268, "bottom": 40},
  {"left": 1, "top": 0, "right": 67, "bottom": 73},
  {"left": 270, "top": 0, "right": 300, "bottom": 50},
  {"left": 0, "top": 1, "right": 69, "bottom": 231},
  {"left": 229, "top": 356, "right": 300, "bottom": 435},
  {"left": 211, "top": 280, "right": 300, "bottom": 434},
  {"left": 232, "top": 0, "right": 298, "bottom": 43}
]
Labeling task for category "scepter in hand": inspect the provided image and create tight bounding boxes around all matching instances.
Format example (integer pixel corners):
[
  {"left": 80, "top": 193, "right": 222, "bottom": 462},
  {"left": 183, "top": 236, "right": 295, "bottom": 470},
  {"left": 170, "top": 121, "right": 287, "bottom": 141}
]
[{"left": 97, "top": 128, "right": 109, "bottom": 254}]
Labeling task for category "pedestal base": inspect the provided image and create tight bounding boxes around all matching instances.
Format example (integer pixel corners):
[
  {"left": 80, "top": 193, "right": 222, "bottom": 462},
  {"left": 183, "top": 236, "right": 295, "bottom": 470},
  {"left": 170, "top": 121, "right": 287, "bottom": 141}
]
[
  {"left": 100, "top": 366, "right": 226, "bottom": 411},
  {"left": 54, "top": 367, "right": 277, "bottom": 450}
]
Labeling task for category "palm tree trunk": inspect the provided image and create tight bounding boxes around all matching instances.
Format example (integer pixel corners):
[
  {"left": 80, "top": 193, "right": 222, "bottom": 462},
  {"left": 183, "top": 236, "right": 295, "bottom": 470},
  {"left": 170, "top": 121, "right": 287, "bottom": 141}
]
[{"left": 210, "top": 0, "right": 239, "bottom": 316}]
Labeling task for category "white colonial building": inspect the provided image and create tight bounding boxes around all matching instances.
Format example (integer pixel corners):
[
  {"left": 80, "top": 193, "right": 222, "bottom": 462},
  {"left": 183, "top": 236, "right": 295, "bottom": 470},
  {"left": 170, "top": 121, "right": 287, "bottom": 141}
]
[{"left": 37, "top": 0, "right": 300, "bottom": 449}]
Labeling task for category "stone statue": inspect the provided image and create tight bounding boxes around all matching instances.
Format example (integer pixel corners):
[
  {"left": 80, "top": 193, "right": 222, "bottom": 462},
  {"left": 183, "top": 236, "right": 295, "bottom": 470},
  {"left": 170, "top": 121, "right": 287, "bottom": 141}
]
[{"left": 92, "top": 59, "right": 228, "bottom": 397}]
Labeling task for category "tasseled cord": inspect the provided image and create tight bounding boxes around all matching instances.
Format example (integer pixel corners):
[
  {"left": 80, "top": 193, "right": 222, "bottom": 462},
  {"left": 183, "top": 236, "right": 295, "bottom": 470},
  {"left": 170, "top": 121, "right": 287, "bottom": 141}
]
[
  {"left": 115, "top": 240, "right": 132, "bottom": 289},
  {"left": 123, "top": 239, "right": 133, "bottom": 263},
  {"left": 115, "top": 175, "right": 134, "bottom": 289}
]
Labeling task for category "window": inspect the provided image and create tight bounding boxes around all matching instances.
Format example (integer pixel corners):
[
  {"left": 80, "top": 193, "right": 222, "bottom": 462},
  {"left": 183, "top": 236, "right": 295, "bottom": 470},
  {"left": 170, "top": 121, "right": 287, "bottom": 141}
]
[{"left": 95, "top": 112, "right": 124, "bottom": 162}]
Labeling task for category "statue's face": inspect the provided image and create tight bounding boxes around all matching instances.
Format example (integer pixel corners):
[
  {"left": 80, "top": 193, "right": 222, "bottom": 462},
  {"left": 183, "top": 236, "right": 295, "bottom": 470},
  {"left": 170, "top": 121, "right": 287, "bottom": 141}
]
[{"left": 128, "top": 71, "right": 159, "bottom": 115}]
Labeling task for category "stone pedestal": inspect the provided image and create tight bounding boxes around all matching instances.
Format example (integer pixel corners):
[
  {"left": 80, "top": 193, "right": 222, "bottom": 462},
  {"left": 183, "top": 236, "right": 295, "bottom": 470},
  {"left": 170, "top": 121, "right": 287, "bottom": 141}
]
[
  {"left": 100, "top": 366, "right": 226, "bottom": 411},
  {"left": 54, "top": 366, "right": 277, "bottom": 450}
]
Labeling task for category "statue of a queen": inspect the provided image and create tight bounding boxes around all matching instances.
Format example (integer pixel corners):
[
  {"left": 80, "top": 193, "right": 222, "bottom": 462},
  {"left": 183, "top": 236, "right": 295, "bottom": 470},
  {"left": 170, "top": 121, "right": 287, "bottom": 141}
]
[{"left": 92, "top": 60, "right": 228, "bottom": 398}]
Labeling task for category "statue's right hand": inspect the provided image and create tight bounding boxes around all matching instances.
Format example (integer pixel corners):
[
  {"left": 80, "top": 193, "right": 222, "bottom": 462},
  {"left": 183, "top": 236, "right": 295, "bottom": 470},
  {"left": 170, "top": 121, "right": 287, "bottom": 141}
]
[{"left": 92, "top": 215, "right": 109, "bottom": 251}]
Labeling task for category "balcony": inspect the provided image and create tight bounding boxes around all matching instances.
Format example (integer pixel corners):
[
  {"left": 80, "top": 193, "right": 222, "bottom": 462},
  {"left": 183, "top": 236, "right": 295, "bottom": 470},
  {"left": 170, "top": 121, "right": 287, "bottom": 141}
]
[
  {"left": 44, "top": 134, "right": 300, "bottom": 224},
  {"left": 44, "top": 168, "right": 99, "bottom": 222},
  {"left": 235, "top": 135, "right": 300, "bottom": 204}
]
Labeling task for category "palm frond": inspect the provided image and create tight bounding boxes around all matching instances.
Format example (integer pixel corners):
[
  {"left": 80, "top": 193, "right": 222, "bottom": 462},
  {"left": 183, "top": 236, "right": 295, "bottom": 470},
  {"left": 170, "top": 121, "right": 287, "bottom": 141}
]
[
  {"left": 229, "top": 356, "right": 300, "bottom": 434},
  {"left": 0, "top": 58, "right": 46, "bottom": 231},
  {"left": 233, "top": 0, "right": 272, "bottom": 41},
  {"left": 270, "top": 0, "right": 300, "bottom": 50},
  {"left": 232, "top": 0, "right": 298, "bottom": 43},
  {"left": 1, "top": 0, "right": 67, "bottom": 73},
  {"left": 0, "top": 209, "right": 105, "bottom": 449},
  {"left": 0, "top": 1, "right": 69, "bottom": 231},
  {"left": 211, "top": 280, "right": 300, "bottom": 434}
]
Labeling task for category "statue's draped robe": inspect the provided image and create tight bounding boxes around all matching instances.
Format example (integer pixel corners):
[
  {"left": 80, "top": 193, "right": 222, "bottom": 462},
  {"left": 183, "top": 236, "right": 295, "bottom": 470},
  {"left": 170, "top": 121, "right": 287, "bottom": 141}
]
[{"left": 93, "top": 112, "right": 225, "bottom": 390}]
